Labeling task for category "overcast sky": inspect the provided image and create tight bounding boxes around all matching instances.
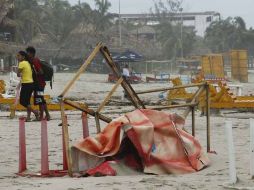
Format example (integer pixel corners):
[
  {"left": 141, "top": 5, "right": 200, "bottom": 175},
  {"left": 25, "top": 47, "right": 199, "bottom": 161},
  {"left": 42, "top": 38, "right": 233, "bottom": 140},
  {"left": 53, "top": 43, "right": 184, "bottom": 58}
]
[{"left": 69, "top": 0, "right": 254, "bottom": 28}]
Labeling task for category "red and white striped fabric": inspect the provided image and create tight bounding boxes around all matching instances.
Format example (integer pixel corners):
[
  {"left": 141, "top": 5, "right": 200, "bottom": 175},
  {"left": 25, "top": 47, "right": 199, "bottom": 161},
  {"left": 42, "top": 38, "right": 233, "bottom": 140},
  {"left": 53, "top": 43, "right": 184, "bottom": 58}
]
[{"left": 72, "top": 109, "right": 210, "bottom": 176}]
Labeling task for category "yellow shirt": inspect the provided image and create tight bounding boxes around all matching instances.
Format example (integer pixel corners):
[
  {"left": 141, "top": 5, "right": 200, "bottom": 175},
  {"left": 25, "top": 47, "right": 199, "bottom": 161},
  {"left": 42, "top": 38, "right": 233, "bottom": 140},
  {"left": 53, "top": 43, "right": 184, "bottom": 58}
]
[{"left": 18, "top": 61, "right": 33, "bottom": 83}]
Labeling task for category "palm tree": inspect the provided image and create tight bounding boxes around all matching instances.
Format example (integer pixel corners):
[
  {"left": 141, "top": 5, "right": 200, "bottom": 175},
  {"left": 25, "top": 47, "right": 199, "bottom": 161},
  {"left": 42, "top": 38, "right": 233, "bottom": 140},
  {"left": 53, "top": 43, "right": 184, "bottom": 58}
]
[
  {"left": 150, "top": 0, "right": 196, "bottom": 59},
  {"left": 93, "top": 0, "right": 113, "bottom": 33},
  {"left": 72, "top": 1, "right": 94, "bottom": 26},
  {"left": 204, "top": 17, "right": 252, "bottom": 52},
  {"left": 0, "top": 0, "right": 14, "bottom": 24},
  {"left": 13, "top": 0, "right": 42, "bottom": 44},
  {"left": 39, "top": 0, "right": 75, "bottom": 44}
]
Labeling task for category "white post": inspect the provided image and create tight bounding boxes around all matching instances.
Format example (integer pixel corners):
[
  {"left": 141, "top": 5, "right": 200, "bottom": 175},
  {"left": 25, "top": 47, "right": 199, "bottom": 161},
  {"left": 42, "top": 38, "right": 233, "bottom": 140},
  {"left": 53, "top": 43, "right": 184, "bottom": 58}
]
[
  {"left": 238, "top": 87, "right": 242, "bottom": 96},
  {"left": 250, "top": 118, "right": 254, "bottom": 179},
  {"left": 118, "top": 0, "right": 122, "bottom": 47},
  {"left": 225, "top": 120, "right": 237, "bottom": 184},
  {"left": 0, "top": 59, "right": 4, "bottom": 71}
]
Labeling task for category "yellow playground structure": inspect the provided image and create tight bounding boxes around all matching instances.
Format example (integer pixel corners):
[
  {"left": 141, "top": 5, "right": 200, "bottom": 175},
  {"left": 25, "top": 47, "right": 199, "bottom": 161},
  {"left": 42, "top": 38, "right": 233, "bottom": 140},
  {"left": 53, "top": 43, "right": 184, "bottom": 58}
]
[
  {"left": 182, "top": 50, "right": 249, "bottom": 83},
  {"left": 168, "top": 49, "right": 252, "bottom": 111},
  {"left": 0, "top": 80, "right": 6, "bottom": 96},
  {"left": 0, "top": 79, "right": 85, "bottom": 118},
  {"left": 168, "top": 77, "right": 254, "bottom": 111},
  {"left": 0, "top": 94, "right": 86, "bottom": 118}
]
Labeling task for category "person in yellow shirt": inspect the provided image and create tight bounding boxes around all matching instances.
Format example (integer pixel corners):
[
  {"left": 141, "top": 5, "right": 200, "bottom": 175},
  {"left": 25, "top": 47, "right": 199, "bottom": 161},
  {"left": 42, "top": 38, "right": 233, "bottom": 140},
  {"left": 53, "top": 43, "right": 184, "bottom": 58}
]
[{"left": 17, "top": 51, "right": 39, "bottom": 121}]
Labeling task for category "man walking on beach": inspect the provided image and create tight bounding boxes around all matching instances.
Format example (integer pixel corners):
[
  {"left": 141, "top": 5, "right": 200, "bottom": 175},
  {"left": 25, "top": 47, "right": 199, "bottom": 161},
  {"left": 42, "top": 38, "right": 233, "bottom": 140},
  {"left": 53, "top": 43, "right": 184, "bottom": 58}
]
[{"left": 26, "top": 46, "right": 51, "bottom": 121}]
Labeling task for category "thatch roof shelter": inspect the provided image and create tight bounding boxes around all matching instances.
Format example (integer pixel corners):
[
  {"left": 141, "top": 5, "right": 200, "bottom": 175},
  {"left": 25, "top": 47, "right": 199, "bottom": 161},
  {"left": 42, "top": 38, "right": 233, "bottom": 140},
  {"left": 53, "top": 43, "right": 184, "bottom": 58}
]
[
  {"left": 0, "top": 0, "right": 14, "bottom": 25},
  {"left": 57, "top": 23, "right": 99, "bottom": 59},
  {"left": 0, "top": 41, "right": 24, "bottom": 55}
]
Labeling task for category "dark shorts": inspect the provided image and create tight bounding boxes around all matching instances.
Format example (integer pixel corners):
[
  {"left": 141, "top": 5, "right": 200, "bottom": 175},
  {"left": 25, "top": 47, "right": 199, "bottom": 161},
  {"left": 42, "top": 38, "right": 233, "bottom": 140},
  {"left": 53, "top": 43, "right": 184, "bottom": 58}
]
[
  {"left": 20, "top": 83, "right": 34, "bottom": 107},
  {"left": 34, "top": 86, "right": 46, "bottom": 105}
]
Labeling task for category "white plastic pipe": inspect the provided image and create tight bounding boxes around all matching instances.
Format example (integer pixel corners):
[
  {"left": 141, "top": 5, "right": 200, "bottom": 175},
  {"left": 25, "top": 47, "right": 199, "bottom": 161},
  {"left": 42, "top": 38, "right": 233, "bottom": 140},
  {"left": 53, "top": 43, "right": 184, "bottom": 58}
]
[
  {"left": 250, "top": 118, "right": 254, "bottom": 179},
  {"left": 0, "top": 59, "right": 4, "bottom": 71},
  {"left": 225, "top": 120, "right": 237, "bottom": 184}
]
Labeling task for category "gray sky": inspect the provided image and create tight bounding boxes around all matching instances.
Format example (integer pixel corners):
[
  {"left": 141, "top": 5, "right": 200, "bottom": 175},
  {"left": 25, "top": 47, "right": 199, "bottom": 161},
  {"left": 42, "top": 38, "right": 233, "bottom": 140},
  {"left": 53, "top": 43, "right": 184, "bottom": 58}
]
[{"left": 69, "top": 0, "right": 254, "bottom": 28}]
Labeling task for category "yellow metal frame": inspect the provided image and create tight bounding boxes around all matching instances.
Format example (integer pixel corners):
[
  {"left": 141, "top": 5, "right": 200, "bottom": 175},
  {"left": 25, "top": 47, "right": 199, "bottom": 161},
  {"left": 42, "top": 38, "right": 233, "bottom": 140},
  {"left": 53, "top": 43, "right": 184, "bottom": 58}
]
[
  {"left": 168, "top": 77, "right": 254, "bottom": 110},
  {"left": 0, "top": 80, "right": 6, "bottom": 95},
  {"left": 0, "top": 95, "right": 83, "bottom": 118}
]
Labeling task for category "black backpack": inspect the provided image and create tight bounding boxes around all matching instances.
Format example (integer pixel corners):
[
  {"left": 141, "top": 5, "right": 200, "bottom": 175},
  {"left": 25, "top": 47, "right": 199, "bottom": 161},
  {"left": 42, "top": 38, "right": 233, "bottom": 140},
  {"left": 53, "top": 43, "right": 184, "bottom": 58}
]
[
  {"left": 28, "top": 62, "right": 40, "bottom": 89},
  {"left": 40, "top": 60, "right": 54, "bottom": 88}
]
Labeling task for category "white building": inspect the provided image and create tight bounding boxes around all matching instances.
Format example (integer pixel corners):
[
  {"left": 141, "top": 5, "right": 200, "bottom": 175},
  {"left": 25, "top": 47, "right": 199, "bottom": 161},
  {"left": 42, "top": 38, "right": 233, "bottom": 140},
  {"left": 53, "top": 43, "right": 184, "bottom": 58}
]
[{"left": 118, "top": 11, "right": 220, "bottom": 37}]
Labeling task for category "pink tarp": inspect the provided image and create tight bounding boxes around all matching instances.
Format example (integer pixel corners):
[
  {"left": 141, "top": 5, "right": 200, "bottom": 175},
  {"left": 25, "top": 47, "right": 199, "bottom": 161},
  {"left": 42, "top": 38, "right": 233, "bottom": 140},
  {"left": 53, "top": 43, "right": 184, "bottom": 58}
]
[{"left": 71, "top": 109, "right": 210, "bottom": 176}]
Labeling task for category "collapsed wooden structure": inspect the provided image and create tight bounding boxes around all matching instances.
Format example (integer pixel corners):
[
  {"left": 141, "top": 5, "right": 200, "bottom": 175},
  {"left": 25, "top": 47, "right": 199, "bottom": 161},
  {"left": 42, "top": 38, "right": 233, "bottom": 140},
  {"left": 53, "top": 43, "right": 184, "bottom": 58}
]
[{"left": 58, "top": 42, "right": 211, "bottom": 176}]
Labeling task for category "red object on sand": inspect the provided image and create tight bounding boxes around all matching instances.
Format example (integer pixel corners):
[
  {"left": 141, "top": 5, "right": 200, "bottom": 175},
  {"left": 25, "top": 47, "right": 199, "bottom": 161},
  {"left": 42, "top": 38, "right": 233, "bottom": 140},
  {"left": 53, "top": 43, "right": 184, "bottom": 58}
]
[
  {"left": 72, "top": 109, "right": 210, "bottom": 176},
  {"left": 87, "top": 161, "right": 117, "bottom": 176},
  {"left": 18, "top": 117, "right": 26, "bottom": 173},
  {"left": 17, "top": 117, "right": 69, "bottom": 177}
]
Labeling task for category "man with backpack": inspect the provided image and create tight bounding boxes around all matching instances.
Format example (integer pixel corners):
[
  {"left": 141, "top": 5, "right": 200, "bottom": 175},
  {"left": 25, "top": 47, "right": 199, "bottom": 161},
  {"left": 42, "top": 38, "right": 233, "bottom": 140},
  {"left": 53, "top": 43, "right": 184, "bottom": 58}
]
[{"left": 26, "top": 46, "right": 51, "bottom": 121}]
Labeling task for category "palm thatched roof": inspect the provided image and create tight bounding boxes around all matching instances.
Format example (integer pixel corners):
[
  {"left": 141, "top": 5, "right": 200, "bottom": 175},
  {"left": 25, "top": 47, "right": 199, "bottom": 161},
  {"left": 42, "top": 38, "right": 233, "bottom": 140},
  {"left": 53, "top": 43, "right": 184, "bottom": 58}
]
[
  {"left": 0, "top": 0, "right": 14, "bottom": 26},
  {"left": 0, "top": 41, "right": 24, "bottom": 55},
  {"left": 57, "top": 23, "right": 100, "bottom": 59},
  {"left": 104, "top": 25, "right": 129, "bottom": 36}
]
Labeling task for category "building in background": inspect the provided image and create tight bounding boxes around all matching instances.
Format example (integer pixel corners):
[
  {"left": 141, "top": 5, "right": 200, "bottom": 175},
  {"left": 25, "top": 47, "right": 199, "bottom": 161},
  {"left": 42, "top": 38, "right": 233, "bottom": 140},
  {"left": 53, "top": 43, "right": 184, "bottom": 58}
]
[{"left": 117, "top": 11, "right": 220, "bottom": 37}]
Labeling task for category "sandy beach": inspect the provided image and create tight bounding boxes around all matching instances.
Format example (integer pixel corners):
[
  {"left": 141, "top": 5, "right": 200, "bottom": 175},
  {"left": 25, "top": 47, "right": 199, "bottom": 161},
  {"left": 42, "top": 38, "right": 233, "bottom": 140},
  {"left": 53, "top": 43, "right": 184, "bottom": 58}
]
[{"left": 1, "top": 73, "right": 254, "bottom": 190}]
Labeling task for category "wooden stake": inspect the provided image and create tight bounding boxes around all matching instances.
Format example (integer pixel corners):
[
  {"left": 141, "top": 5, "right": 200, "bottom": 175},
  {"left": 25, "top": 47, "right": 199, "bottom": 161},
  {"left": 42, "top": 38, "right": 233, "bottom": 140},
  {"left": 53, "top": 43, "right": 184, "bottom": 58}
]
[
  {"left": 62, "top": 115, "right": 68, "bottom": 170},
  {"left": 136, "top": 82, "right": 206, "bottom": 95},
  {"left": 60, "top": 101, "right": 73, "bottom": 176},
  {"left": 206, "top": 83, "right": 211, "bottom": 152},
  {"left": 82, "top": 112, "right": 89, "bottom": 138},
  {"left": 60, "top": 43, "right": 102, "bottom": 97},
  {"left": 122, "top": 78, "right": 145, "bottom": 108},
  {"left": 191, "top": 106, "right": 195, "bottom": 137},
  {"left": 97, "top": 77, "right": 123, "bottom": 113},
  {"left": 94, "top": 112, "right": 101, "bottom": 133},
  {"left": 100, "top": 46, "right": 145, "bottom": 109},
  {"left": 149, "top": 102, "right": 198, "bottom": 110},
  {"left": 64, "top": 99, "right": 111, "bottom": 123},
  {"left": 182, "top": 85, "right": 205, "bottom": 119}
]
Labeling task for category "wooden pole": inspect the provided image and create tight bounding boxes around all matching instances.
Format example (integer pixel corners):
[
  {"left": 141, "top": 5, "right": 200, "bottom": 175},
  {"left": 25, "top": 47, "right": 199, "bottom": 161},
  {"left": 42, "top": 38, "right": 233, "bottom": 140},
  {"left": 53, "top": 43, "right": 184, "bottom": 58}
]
[
  {"left": 94, "top": 112, "right": 101, "bottom": 133},
  {"left": 136, "top": 82, "right": 206, "bottom": 95},
  {"left": 97, "top": 77, "right": 123, "bottom": 113},
  {"left": 206, "top": 83, "right": 211, "bottom": 152},
  {"left": 191, "top": 106, "right": 195, "bottom": 137},
  {"left": 148, "top": 102, "right": 198, "bottom": 110},
  {"left": 82, "top": 112, "right": 89, "bottom": 138},
  {"left": 60, "top": 43, "right": 102, "bottom": 97},
  {"left": 121, "top": 78, "right": 143, "bottom": 108},
  {"left": 60, "top": 101, "right": 73, "bottom": 176},
  {"left": 64, "top": 99, "right": 112, "bottom": 123},
  {"left": 182, "top": 85, "right": 205, "bottom": 119},
  {"left": 100, "top": 46, "right": 145, "bottom": 109},
  {"left": 62, "top": 115, "right": 68, "bottom": 170},
  {"left": 122, "top": 78, "right": 146, "bottom": 108}
]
